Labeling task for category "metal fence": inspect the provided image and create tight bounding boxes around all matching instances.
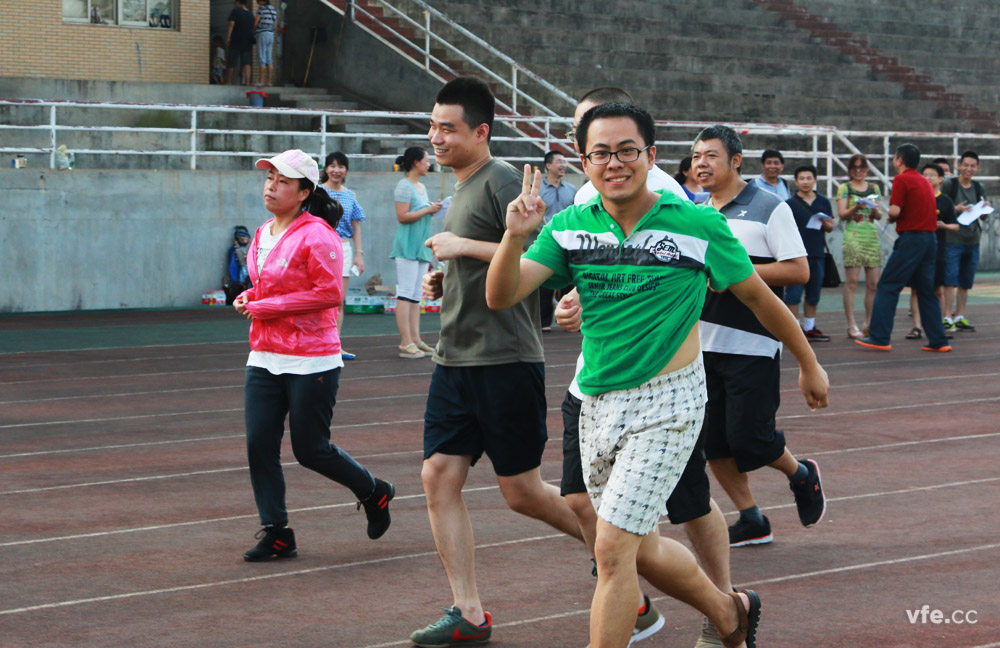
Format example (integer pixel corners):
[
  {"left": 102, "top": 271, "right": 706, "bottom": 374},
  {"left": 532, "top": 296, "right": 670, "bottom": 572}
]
[{"left": 2, "top": 99, "right": 998, "bottom": 193}]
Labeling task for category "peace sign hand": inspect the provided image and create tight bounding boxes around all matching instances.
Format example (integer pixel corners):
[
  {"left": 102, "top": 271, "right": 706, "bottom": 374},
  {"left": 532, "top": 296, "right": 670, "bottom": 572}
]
[{"left": 505, "top": 164, "right": 547, "bottom": 239}]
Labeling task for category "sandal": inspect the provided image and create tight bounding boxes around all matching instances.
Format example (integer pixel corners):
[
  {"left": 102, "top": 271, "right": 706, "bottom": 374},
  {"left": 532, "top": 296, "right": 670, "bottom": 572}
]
[
  {"left": 398, "top": 343, "right": 426, "bottom": 359},
  {"left": 415, "top": 340, "right": 435, "bottom": 354},
  {"left": 847, "top": 326, "right": 864, "bottom": 339},
  {"left": 905, "top": 327, "right": 923, "bottom": 340},
  {"left": 721, "top": 589, "right": 761, "bottom": 648}
]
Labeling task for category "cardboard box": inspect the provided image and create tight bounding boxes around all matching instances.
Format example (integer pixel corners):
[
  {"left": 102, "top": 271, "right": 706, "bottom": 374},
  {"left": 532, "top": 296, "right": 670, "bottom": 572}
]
[
  {"left": 344, "top": 294, "right": 385, "bottom": 314},
  {"left": 201, "top": 290, "right": 227, "bottom": 306}
]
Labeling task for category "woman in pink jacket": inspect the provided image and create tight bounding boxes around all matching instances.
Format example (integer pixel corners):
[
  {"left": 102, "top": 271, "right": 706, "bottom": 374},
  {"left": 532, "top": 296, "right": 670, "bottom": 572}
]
[{"left": 234, "top": 149, "right": 394, "bottom": 561}]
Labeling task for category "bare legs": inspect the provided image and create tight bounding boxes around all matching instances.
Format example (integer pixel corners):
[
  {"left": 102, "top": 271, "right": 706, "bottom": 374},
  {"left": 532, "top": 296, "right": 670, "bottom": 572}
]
[
  {"left": 421, "top": 456, "right": 583, "bottom": 626},
  {"left": 590, "top": 519, "right": 746, "bottom": 648},
  {"left": 843, "top": 265, "right": 881, "bottom": 332},
  {"left": 395, "top": 299, "right": 421, "bottom": 348},
  {"left": 709, "top": 448, "right": 799, "bottom": 511}
]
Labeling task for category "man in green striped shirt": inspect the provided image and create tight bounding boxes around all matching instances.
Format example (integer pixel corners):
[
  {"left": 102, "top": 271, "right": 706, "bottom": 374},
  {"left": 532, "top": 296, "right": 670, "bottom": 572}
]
[{"left": 486, "top": 102, "right": 829, "bottom": 648}]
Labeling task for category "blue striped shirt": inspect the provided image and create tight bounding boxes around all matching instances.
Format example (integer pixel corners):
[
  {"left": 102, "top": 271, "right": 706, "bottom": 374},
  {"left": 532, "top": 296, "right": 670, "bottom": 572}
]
[
  {"left": 319, "top": 185, "right": 366, "bottom": 239},
  {"left": 256, "top": 4, "right": 277, "bottom": 33}
]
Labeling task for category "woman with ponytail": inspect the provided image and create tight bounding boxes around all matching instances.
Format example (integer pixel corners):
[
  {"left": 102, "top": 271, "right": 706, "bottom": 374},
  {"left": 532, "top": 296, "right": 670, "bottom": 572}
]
[
  {"left": 391, "top": 147, "right": 442, "bottom": 358},
  {"left": 233, "top": 150, "right": 394, "bottom": 561}
]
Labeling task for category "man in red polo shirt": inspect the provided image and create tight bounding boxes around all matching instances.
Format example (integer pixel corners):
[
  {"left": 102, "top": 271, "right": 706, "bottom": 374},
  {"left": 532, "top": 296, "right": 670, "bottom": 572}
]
[{"left": 857, "top": 144, "right": 951, "bottom": 352}]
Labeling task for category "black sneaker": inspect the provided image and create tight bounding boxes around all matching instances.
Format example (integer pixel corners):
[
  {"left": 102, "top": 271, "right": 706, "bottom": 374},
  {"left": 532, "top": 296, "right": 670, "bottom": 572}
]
[
  {"left": 243, "top": 526, "right": 297, "bottom": 562},
  {"left": 729, "top": 516, "right": 773, "bottom": 547},
  {"left": 790, "top": 458, "right": 826, "bottom": 527},
  {"left": 357, "top": 478, "right": 395, "bottom": 539},
  {"left": 804, "top": 328, "right": 831, "bottom": 342},
  {"left": 953, "top": 317, "right": 976, "bottom": 332}
]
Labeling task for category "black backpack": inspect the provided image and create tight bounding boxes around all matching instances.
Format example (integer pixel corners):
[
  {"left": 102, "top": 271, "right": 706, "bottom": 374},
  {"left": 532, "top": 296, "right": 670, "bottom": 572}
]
[{"left": 945, "top": 178, "right": 984, "bottom": 204}]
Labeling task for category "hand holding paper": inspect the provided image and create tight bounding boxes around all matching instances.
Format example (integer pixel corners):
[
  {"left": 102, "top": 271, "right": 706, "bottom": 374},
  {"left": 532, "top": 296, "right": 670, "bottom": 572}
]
[
  {"left": 957, "top": 199, "right": 994, "bottom": 226},
  {"left": 806, "top": 212, "right": 833, "bottom": 230}
]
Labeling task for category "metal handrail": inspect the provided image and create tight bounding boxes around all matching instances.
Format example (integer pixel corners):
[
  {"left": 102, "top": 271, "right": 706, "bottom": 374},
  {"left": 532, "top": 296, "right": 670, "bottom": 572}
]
[
  {"left": 2, "top": 99, "right": 998, "bottom": 192},
  {"left": 321, "top": 0, "right": 575, "bottom": 118}
]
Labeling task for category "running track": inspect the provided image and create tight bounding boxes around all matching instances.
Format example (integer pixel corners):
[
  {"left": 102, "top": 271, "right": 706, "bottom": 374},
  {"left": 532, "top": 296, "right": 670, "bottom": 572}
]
[{"left": 1, "top": 299, "right": 998, "bottom": 647}]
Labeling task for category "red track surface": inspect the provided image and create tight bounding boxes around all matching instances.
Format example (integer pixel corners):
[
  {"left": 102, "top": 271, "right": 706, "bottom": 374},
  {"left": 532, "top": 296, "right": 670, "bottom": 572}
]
[{"left": 1, "top": 305, "right": 999, "bottom": 647}]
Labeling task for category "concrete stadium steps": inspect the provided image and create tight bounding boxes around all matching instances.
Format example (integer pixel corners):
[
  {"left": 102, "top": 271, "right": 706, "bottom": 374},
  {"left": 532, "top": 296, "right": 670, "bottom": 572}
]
[
  {"left": 417, "top": 0, "right": 997, "bottom": 133},
  {"left": 753, "top": 0, "right": 999, "bottom": 130},
  {"left": 1, "top": 77, "right": 431, "bottom": 170}
]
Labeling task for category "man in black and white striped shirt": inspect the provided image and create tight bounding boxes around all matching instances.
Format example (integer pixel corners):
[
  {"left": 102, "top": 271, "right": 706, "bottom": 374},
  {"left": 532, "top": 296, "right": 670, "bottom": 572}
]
[{"left": 693, "top": 125, "right": 828, "bottom": 549}]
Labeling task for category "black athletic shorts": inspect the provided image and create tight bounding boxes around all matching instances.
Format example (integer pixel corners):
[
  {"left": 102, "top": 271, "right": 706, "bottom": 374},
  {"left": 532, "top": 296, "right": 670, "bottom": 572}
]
[
  {"left": 559, "top": 389, "right": 711, "bottom": 525},
  {"left": 702, "top": 351, "right": 786, "bottom": 473},
  {"left": 424, "top": 362, "right": 547, "bottom": 476}
]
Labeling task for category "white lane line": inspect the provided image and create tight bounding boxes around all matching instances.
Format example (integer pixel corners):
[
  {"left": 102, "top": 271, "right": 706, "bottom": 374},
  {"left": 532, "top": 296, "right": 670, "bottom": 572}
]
[
  {"left": 778, "top": 349, "right": 1000, "bottom": 372},
  {"left": 779, "top": 370, "right": 1000, "bottom": 393},
  {"left": 4, "top": 472, "right": 995, "bottom": 550},
  {"left": 359, "top": 541, "right": 1000, "bottom": 648},
  {"left": 0, "top": 409, "right": 429, "bottom": 430},
  {"left": 807, "top": 431, "right": 1000, "bottom": 456},
  {"left": 0, "top": 367, "right": 236, "bottom": 386},
  {"left": 7, "top": 532, "right": 994, "bottom": 621},
  {"left": 3, "top": 425, "right": 997, "bottom": 496},
  {"left": 0, "top": 449, "right": 424, "bottom": 496},
  {"left": 0, "top": 483, "right": 493, "bottom": 549},
  {"left": 0, "top": 333, "right": 406, "bottom": 358},
  {"left": 780, "top": 395, "right": 1000, "bottom": 419},
  {"left": 0, "top": 367, "right": 435, "bottom": 388},
  {"left": 0, "top": 434, "right": 247, "bottom": 459},
  {"left": 7, "top": 367, "right": 995, "bottom": 405},
  {"left": 0, "top": 527, "right": 557, "bottom": 616},
  {"left": 747, "top": 542, "right": 1000, "bottom": 587},
  {"left": 6, "top": 382, "right": 995, "bottom": 432},
  {"left": 0, "top": 388, "right": 434, "bottom": 406}
]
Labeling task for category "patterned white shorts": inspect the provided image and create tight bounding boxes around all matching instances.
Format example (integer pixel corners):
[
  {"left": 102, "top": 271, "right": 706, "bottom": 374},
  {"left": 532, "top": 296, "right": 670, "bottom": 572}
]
[{"left": 579, "top": 357, "right": 707, "bottom": 536}]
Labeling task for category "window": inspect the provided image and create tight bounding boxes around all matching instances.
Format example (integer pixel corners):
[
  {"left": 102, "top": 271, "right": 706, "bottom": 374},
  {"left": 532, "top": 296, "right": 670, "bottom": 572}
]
[{"left": 63, "top": 0, "right": 177, "bottom": 28}]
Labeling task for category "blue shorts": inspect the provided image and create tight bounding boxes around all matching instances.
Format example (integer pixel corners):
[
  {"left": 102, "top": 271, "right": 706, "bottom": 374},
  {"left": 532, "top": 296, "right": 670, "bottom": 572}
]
[
  {"left": 784, "top": 256, "right": 824, "bottom": 306},
  {"left": 944, "top": 242, "right": 980, "bottom": 290},
  {"left": 256, "top": 30, "right": 274, "bottom": 66},
  {"left": 424, "top": 363, "right": 548, "bottom": 476}
]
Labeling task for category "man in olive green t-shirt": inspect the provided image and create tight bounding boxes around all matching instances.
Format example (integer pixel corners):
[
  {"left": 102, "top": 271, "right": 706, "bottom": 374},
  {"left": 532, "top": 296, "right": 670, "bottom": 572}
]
[{"left": 408, "top": 77, "right": 585, "bottom": 648}]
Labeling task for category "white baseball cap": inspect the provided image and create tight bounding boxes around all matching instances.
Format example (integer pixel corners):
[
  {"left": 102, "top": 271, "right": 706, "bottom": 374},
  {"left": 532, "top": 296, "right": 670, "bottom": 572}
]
[{"left": 255, "top": 149, "right": 319, "bottom": 188}]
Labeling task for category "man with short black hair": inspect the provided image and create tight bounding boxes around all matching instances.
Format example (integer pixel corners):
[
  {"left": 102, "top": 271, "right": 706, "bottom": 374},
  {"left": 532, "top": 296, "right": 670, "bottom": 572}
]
[
  {"left": 931, "top": 157, "right": 953, "bottom": 178},
  {"left": 857, "top": 143, "right": 951, "bottom": 352},
  {"left": 488, "top": 103, "right": 831, "bottom": 648},
  {"left": 941, "top": 150, "right": 991, "bottom": 332},
  {"left": 753, "top": 149, "right": 791, "bottom": 200},
  {"left": 693, "top": 126, "right": 827, "bottom": 549},
  {"left": 907, "top": 163, "right": 958, "bottom": 337},
  {"left": 784, "top": 164, "right": 834, "bottom": 342},
  {"left": 410, "top": 76, "right": 585, "bottom": 648},
  {"left": 557, "top": 86, "right": 733, "bottom": 648},
  {"left": 572, "top": 87, "right": 687, "bottom": 204},
  {"left": 537, "top": 151, "right": 577, "bottom": 331},
  {"left": 540, "top": 151, "right": 576, "bottom": 222}
]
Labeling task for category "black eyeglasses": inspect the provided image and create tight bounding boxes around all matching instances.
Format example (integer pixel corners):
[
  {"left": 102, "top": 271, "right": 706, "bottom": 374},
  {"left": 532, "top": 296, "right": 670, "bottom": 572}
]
[
  {"left": 583, "top": 145, "right": 651, "bottom": 165},
  {"left": 849, "top": 165, "right": 867, "bottom": 170}
]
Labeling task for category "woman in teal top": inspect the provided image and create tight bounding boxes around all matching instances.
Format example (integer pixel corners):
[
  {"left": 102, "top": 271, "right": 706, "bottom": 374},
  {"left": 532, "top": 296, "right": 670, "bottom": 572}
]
[{"left": 391, "top": 147, "right": 442, "bottom": 358}]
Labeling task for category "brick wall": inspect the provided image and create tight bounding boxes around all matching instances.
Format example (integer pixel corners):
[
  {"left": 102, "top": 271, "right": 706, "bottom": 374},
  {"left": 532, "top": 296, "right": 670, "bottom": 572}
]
[{"left": 0, "top": 0, "right": 210, "bottom": 84}]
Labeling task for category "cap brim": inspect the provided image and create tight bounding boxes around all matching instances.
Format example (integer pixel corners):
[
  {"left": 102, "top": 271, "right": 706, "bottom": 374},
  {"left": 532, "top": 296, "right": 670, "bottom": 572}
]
[{"left": 255, "top": 157, "right": 305, "bottom": 179}]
